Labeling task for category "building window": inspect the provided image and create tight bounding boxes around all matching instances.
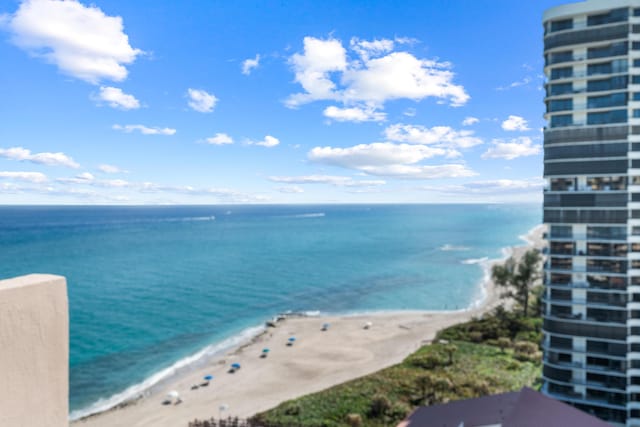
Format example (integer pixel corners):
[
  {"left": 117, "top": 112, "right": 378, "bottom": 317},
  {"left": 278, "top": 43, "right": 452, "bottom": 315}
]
[
  {"left": 634, "top": 41, "right": 640, "bottom": 51},
  {"left": 586, "top": 60, "right": 627, "bottom": 76},
  {"left": 587, "top": 109, "right": 627, "bottom": 125},
  {"left": 549, "top": 83, "right": 573, "bottom": 96},
  {"left": 588, "top": 8, "right": 629, "bottom": 26},
  {"left": 549, "top": 99, "right": 573, "bottom": 112},
  {"left": 551, "top": 67, "right": 573, "bottom": 80},
  {"left": 588, "top": 42, "right": 628, "bottom": 59},
  {"left": 634, "top": 75, "right": 640, "bottom": 84},
  {"left": 635, "top": 110, "right": 640, "bottom": 118},
  {"left": 550, "top": 114, "right": 573, "bottom": 128},
  {"left": 587, "top": 75, "right": 628, "bottom": 92},
  {"left": 634, "top": 93, "right": 640, "bottom": 101},
  {"left": 551, "top": 19, "right": 573, "bottom": 32},
  {"left": 588, "top": 93, "right": 627, "bottom": 109},
  {"left": 551, "top": 50, "right": 574, "bottom": 64}
]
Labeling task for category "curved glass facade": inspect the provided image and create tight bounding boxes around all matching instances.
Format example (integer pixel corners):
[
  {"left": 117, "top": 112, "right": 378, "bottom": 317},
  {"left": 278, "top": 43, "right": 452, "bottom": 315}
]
[{"left": 543, "top": 1, "right": 640, "bottom": 425}]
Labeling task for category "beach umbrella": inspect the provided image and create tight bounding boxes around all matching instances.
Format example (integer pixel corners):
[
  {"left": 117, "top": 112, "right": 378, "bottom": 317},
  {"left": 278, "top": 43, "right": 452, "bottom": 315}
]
[
  {"left": 167, "top": 390, "right": 179, "bottom": 400},
  {"left": 262, "top": 348, "right": 270, "bottom": 353},
  {"left": 204, "top": 375, "right": 213, "bottom": 381},
  {"left": 364, "top": 321, "right": 373, "bottom": 329},
  {"left": 231, "top": 363, "right": 241, "bottom": 369},
  {"left": 288, "top": 337, "right": 296, "bottom": 342},
  {"left": 322, "top": 323, "right": 330, "bottom": 330}
]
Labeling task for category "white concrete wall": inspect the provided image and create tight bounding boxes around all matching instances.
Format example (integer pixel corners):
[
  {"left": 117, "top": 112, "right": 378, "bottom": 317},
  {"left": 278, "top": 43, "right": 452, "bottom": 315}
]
[{"left": 0, "top": 274, "right": 68, "bottom": 427}]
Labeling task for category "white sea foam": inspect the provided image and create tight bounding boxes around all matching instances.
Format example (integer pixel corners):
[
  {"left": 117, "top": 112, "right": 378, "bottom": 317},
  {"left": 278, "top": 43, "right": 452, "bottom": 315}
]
[
  {"left": 69, "top": 324, "right": 265, "bottom": 421},
  {"left": 287, "top": 213, "right": 325, "bottom": 218},
  {"left": 439, "top": 244, "right": 470, "bottom": 251},
  {"left": 461, "top": 257, "right": 489, "bottom": 265},
  {"left": 467, "top": 223, "right": 543, "bottom": 309},
  {"left": 160, "top": 216, "right": 215, "bottom": 222}
]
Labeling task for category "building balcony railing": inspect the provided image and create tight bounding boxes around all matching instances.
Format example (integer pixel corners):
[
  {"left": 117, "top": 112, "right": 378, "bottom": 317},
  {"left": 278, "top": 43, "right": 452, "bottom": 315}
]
[
  {"left": 544, "top": 386, "right": 627, "bottom": 411},
  {"left": 543, "top": 375, "right": 628, "bottom": 402},
  {"left": 548, "top": 249, "right": 627, "bottom": 258},
  {"left": 543, "top": 296, "right": 628, "bottom": 310},
  {"left": 543, "top": 317, "right": 628, "bottom": 340},
  {"left": 541, "top": 342, "right": 627, "bottom": 359}
]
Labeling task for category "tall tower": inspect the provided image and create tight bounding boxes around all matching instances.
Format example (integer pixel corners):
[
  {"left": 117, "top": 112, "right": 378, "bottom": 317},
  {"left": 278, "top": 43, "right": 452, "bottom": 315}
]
[{"left": 543, "top": 1, "right": 640, "bottom": 425}]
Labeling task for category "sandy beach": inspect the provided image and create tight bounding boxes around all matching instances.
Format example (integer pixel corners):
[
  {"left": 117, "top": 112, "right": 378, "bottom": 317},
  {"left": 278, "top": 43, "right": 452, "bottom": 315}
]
[{"left": 72, "top": 225, "right": 545, "bottom": 427}]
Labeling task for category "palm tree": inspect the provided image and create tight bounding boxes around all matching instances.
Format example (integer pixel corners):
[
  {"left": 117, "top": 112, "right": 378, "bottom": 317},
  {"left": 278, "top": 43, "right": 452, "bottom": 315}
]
[{"left": 491, "top": 249, "right": 541, "bottom": 317}]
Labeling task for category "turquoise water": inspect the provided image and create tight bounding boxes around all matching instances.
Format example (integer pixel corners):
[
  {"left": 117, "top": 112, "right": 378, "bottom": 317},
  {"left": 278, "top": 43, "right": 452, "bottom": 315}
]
[{"left": 0, "top": 204, "right": 540, "bottom": 418}]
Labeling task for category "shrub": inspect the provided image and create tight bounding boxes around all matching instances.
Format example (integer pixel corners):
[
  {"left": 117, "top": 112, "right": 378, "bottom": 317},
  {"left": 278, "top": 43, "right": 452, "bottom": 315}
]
[
  {"left": 345, "top": 413, "right": 362, "bottom": 427},
  {"left": 469, "top": 331, "right": 483, "bottom": 343},
  {"left": 389, "top": 401, "right": 412, "bottom": 420},
  {"left": 369, "top": 394, "right": 392, "bottom": 417},
  {"left": 283, "top": 403, "right": 301, "bottom": 416},
  {"left": 514, "top": 341, "right": 538, "bottom": 355},
  {"left": 497, "top": 337, "right": 511, "bottom": 353},
  {"left": 408, "top": 352, "right": 444, "bottom": 370}
]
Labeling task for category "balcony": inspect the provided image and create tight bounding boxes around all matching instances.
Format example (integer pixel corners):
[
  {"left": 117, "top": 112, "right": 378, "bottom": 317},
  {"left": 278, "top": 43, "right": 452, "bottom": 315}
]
[
  {"left": 542, "top": 342, "right": 627, "bottom": 359},
  {"left": 543, "top": 317, "right": 628, "bottom": 340},
  {"left": 544, "top": 125, "right": 628, "bottom": 144},
  {"left": 544, "top": 24, "right": 629, "bottom": 50}
]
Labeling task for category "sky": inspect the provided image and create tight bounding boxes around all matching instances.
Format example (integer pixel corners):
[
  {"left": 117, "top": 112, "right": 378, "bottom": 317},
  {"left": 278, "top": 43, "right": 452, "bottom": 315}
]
[{"left": 0, "top": 0, "right": 569, "bottom": 204}]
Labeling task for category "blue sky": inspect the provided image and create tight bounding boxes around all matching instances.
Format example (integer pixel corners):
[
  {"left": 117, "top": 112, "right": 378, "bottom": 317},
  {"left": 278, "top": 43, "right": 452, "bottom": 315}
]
[{"left": 0, "top": 0, "right": 567, "bottom": 204}]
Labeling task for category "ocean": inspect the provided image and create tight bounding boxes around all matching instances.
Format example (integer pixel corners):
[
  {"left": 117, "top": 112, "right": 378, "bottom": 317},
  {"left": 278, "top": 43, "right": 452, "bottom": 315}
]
[{"left": 0, "top": 204, "right": 540, "bottom": 419}]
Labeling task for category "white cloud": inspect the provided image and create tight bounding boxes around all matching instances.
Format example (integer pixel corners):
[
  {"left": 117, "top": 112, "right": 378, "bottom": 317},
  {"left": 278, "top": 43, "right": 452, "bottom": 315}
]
[
  {"left": 350, "top": 37, "right": 394, "bottom": 61},
  {"left": 113, "top": 124, "right": 176, "bottom": 135},
  {"left": 0, "top": 146, "right": 79, "bottom": 168},
  {"left": 403, "top": 108, "right": 416, "bottom": 117},
  {"left": 501, "top": 115, "right": 530, "bottom": 131},
  {"left": 342, "top": 52, "right": 469, "bottom": 107},
  {"left": 384, "top": 124, "right": 483, "bottom": 149},
  {"left": 287, "top": 37, "right": 347, "bottom": 107},
  {"left": 98, "top": 164, "right": 126, "bottom": 174},
  {"left": 286, "top": 36, "right": 469, "bottom": 109},
  {"left": 138, "top": 182, "right": 268, "bottom": 203},
  {"left": 497, "top": 76, "right": 533, "bottom": 91},
  {"left": 242, "top": 54, "right": 260, "bottom": 75},
  {"left": 421, "top": 177, "right": 545, "bottom": 194},
  {"left": 276, "top": 185, "right": 304, "bottom": 194},
  {"left": 95, "top": 86, "right": 140, "bottom": 110},
  {"left": 308, "top": 141, "right": 476, "bottom": 180},
  {"left": 204, "top": 133, "right": 234, "bottom": 145},
  {"left": 4, "top": 0, "right": 142, "bottom": 84},
  {"left": 482, "top": 137, "right": 541, "bottom": 160},
  {"left": 462, "top": 116, "right": 479, "bottom": 126},
  {"left": 268, "top": 175, "right": 385, "bottom": 187},
  {"left": 309, "top": 143, "right": 447, "bottom": 168},
  {"left": 357, "top": 164, "right": 477, "bottom": 180},
  {"left": 57, "top": 172, "right": 131, "bottom": 188},
  {"left": 462, "top": 178, "right": 544, "bottom": 192},
  {"left": 248, "top": 135, "right": 279, "bottom": 148},
  {"left": 323, "top": 105, "right": 386, "bottom": 122},
  {"left": 187, "top": 88, "right": 217, "bottom": 113},
  {"left": 0, "top": 171, "right": 47, "bottom": 182}
]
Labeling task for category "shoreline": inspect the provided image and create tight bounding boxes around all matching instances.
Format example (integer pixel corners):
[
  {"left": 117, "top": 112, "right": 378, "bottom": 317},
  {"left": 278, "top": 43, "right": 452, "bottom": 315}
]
[{"left": 72, "top": 224, "right": 545, "bottom": 426}]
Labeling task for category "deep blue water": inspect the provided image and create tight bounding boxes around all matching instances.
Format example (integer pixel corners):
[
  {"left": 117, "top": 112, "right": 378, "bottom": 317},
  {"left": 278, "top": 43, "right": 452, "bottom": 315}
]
[{"left": 0, "top": 204, "right": 540, "bottom": 418}]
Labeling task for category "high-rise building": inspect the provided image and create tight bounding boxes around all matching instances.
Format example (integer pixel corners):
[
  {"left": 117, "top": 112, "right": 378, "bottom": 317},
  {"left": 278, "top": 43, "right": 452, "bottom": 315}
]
[{"left": 543, "top": 1, "right": 640, "bottom": 425}]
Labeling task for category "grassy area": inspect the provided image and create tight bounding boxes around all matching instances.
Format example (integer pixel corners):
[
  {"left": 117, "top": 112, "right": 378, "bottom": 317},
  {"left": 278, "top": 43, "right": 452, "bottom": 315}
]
[{"left": 251, "top": 307, "right": 542, "bottom": 427}]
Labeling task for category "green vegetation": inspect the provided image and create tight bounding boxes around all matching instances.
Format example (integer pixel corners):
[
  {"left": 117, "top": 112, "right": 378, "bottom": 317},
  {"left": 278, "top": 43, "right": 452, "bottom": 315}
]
[
  {"left": 251, "top": 306, "right": 542, "bottom": 427},
  {"left": 247, "top": 252, "right": 545, "bottom": 427},
  {"left": 491, "top": 249, "right": 542, "bottom": 317}
]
